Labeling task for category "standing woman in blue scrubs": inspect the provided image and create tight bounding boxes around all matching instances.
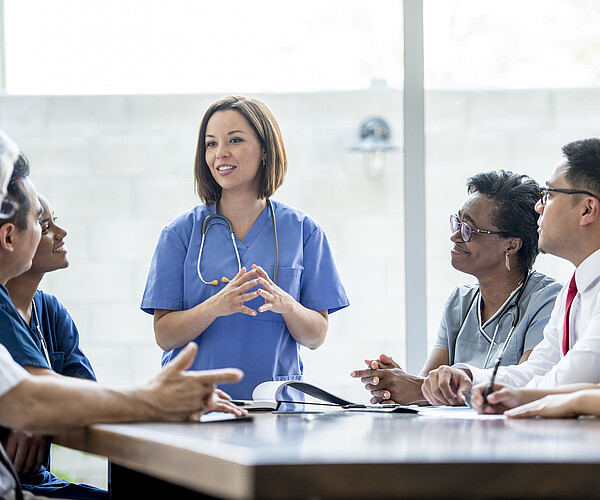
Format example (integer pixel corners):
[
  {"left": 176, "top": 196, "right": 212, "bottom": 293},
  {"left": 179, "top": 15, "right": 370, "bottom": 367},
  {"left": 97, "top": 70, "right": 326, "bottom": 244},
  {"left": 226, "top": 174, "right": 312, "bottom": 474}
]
[{"left": 142, "top": 96, "right": 349, "bottom": 399}]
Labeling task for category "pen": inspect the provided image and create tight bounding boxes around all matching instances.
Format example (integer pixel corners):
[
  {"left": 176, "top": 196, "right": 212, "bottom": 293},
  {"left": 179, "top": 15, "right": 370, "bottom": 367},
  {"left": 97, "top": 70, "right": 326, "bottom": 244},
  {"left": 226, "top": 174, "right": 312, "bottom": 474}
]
[{"left": 481, "top": 356, "right": 502, "bottom": 411}]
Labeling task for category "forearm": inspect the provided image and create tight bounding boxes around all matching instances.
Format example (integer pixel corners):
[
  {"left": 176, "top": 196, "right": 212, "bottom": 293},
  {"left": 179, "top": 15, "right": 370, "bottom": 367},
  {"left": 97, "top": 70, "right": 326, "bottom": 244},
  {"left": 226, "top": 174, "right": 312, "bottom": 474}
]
[
  {"left": 571, "top": 389, "right": 600, "bottom": 416},
  {"left": 395, "top": 375, "right": 429, "bottom": 406},
  {"left": 418, "top": 347, "right": 450, "bottom": 377},
  {"left": 519, "top": 383, "right": 600, "bottom": 404},
  {"left": 154, "top": 301, "right": 219, "bottom": 351},
  {"left": 1, "top": 376, "right": 160, "bottom": 434},
  {"left": 282, "top": 304, "right": 328, "bottom": 349}
]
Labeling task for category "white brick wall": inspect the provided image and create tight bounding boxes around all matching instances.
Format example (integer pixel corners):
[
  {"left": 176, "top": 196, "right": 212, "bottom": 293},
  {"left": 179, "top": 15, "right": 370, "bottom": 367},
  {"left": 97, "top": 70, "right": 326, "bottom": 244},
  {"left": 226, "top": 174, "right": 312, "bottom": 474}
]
[{"left": 0, "top": 88, "right": 597, "bottom": 487}]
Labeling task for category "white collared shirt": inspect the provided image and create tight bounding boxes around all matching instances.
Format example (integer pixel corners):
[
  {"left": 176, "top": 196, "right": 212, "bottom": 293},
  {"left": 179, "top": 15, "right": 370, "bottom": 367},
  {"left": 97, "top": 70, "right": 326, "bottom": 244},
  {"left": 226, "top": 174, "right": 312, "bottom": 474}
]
[
  {"left": 0, "top": 344, "right": 28, "bottom": 396},
  {"left": 456, "top": 248, "right": 600, "bottom": 388},
  {"left": 0, "top": 344, "right": 28, "bottom": 497}
]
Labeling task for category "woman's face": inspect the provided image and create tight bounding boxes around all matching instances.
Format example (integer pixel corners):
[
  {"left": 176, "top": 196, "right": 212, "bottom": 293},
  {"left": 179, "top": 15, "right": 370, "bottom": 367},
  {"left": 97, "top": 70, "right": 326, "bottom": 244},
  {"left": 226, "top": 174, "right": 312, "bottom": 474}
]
[
  {"left": 29, "top": 195, "right": 69, "bottom": 275},
  {"left": 450, "top": 192, "right": 510, "bottom": 278},
  {"left": 204, "top": 109, "right": 264, "bottom": 197}
]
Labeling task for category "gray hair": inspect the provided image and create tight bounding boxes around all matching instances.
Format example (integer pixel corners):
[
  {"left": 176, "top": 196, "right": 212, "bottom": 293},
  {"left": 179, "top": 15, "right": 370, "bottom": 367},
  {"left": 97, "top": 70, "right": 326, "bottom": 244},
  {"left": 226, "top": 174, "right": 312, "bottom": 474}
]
[{"left": 0, "top": 130, "right": 19, "bottom": 174}]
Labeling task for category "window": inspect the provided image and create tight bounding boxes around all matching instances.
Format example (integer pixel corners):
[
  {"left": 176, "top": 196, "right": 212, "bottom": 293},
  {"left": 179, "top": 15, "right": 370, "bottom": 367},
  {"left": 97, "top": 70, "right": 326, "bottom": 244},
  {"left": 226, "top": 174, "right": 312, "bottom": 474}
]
[{"left": 3, "top": 0, "right": 403, "bottom": 94}]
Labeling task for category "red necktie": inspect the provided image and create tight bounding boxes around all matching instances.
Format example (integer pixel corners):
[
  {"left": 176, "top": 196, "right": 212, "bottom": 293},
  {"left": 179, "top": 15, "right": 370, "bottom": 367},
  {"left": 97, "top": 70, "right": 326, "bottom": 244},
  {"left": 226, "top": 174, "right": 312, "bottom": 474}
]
[{"left": 563, "top": 273, "right": 578, "bottom": 356}]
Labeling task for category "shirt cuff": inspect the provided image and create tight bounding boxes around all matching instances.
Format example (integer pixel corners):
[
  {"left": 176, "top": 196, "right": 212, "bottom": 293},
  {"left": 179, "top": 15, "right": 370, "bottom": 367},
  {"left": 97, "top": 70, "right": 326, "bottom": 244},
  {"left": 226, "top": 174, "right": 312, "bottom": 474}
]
[{"left": 452, "top": 363, "right": 490, "bottom": 385}]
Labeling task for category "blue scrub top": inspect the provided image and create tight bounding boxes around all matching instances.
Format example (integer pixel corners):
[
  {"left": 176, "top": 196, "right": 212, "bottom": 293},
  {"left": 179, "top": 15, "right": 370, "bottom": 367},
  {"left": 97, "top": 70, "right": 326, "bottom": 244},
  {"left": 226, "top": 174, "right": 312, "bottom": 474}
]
[
  {"left": 0, "top": 287, "right": 96, "bottom": 381},
  {"left": 0, "top": 285, "right": 47, "bottom": 370},
  {"left": 0, "top": 286, "right": 99, "bottom": 495},
  {"left": 141, "top": 199, "right": 349, "bottom": 399}
]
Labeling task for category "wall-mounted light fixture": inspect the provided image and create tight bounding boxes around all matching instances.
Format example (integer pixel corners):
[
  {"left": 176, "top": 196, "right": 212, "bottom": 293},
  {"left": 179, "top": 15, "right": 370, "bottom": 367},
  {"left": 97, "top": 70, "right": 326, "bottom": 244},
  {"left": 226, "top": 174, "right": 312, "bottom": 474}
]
[{"left": 349, "top": 117, "right": 396, "bottom": 178}]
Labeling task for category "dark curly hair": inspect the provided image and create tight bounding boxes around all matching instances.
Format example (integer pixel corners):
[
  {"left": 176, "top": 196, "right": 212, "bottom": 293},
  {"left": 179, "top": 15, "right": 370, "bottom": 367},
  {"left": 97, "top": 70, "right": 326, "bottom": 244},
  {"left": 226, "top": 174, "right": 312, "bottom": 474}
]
[{"left": 467, "top": 170, "right": 540, "bottom": 270}]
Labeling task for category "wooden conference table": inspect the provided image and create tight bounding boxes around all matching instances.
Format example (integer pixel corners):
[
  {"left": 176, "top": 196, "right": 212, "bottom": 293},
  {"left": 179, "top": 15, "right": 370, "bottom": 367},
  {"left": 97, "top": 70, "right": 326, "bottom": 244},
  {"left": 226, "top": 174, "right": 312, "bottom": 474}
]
[{"left": 56, "top": 407, "right": 600, "bottom": 499}]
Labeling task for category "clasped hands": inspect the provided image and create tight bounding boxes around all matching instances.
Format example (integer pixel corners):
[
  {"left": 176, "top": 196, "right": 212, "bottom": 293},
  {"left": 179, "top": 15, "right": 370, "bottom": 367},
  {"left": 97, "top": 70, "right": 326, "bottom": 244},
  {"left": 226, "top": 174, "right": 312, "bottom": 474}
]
[
  {"left": 352, "top": 357, "right": 584, "bottom": 418},
  {"left": 215, "top": 264, "right": 292, "bottom": 317},
  {"left": 1, "top": 429, "right": 48, "bottom": 479},
  {"left": 350, "top": 354, "right": 427, "bottom": 405},
  {"left": 351, "top": 356, "right": 483, "bottom": 408}
]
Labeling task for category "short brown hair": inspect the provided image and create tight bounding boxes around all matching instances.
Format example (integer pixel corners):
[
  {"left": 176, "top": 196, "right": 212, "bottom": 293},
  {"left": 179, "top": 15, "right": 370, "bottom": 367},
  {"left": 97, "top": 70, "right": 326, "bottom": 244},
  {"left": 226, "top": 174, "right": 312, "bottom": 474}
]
[{"left": 194, "top": 96, "right": 287, "bottom": 204}]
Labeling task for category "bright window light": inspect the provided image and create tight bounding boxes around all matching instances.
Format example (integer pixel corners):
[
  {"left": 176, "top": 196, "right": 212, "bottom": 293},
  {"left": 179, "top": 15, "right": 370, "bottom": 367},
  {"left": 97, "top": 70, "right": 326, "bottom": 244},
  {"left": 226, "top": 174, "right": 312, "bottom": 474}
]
[
  {"left": 3, "top": 0, "right": 403, "bottom": 94},
  {"left": 424, "top": 0, "right": 600, "bottom": 89}
]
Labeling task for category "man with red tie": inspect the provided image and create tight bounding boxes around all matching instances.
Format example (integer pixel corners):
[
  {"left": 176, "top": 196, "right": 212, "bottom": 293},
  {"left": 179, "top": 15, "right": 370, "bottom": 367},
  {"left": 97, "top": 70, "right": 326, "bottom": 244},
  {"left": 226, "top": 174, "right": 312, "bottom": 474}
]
[{"left": 421, "top": 138, "right": 600, "bottom": 410}]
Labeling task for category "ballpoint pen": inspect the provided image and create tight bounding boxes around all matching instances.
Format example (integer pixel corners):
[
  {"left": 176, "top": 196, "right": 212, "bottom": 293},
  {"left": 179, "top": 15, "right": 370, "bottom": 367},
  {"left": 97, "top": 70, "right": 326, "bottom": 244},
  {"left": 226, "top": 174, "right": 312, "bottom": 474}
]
[{"left": 481, "top": 355, "right": 502, "bottom": 411}]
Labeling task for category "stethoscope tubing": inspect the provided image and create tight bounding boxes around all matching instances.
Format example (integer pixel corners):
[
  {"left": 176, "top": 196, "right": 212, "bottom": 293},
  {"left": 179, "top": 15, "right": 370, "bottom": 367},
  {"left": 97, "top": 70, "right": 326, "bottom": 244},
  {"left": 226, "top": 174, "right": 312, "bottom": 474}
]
[
  {"left": 458, "top": 270, "right": 531, "bottom": 369},
  {"left": 270, "top": 200, "right": 278, "bottom": 284},
  {"left": 197, "top": 198, "right": 278, "bottom": 286},
  {"left": 482, "top": 311, "right": 516, "bottom": 369},
  {"left": 31, "top": 299, "right": 52, "bottom": 367}
]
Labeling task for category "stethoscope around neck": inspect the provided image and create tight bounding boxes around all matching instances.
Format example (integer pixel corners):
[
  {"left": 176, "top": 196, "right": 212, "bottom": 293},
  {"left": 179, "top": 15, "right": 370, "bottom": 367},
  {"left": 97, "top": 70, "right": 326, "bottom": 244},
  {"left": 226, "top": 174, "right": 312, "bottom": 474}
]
[
  {"left": 459, "top": 270, "right": 531, "bottom": 369},
  {"left": 196, "top": 198, "right": 278, "bottom": 286},
  {"left": 31, "top": 299, "right": 51, "bottom": 367}
]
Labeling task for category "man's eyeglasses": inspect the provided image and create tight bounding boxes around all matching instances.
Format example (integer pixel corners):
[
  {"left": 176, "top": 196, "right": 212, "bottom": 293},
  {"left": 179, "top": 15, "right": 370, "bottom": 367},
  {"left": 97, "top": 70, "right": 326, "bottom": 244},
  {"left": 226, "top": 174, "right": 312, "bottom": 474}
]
[
  {"left": 450, "top": 214, "right": 507, "bottom": 243},
  {"left": 539, "top": 186, "right": 600, "bottom": 206},
  {"left": 0, "top": 198, "right": 16, "bottom": 219}
]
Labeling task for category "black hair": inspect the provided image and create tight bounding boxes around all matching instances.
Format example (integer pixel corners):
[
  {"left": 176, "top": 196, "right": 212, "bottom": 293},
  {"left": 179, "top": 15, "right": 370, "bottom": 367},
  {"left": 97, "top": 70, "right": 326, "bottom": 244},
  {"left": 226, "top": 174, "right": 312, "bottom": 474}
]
[
  {"left": 1, "top": 153, "right": 31, "bottom": 230},
  {"left": 467, "top": 170, "right": 540, "bottom": 270},
  {"left": 561, "top": 138, "right": 600, "bottom": 200}
]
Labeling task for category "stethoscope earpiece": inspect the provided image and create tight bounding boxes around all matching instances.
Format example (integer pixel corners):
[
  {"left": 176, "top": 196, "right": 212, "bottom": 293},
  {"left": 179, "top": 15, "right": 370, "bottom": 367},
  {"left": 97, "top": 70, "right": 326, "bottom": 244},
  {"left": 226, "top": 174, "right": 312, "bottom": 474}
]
[{"left": 207, "top": 277, "right": 229, "bottom": 286}]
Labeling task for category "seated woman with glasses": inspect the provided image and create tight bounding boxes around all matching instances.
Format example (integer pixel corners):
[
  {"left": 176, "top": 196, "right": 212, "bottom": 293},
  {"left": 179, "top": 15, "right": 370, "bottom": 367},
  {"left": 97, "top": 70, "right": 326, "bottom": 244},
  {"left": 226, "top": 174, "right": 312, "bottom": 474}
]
[{"left": 351, "top": 170, "right": 562, "bottom": 405}]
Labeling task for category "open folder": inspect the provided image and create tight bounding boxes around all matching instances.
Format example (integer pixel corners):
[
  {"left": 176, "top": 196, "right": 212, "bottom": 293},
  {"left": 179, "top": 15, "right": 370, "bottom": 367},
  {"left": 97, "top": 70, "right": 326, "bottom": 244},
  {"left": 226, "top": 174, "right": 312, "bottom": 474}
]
[{"left": 232, "top": 380, "right": 419, "bottom": 414}]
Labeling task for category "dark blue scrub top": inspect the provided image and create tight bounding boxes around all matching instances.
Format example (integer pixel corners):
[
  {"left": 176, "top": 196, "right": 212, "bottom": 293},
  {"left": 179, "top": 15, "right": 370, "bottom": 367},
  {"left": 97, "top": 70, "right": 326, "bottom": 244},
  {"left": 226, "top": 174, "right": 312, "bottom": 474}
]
[{"left": 0, "top": 285, "right": 97, "bottom": 493}]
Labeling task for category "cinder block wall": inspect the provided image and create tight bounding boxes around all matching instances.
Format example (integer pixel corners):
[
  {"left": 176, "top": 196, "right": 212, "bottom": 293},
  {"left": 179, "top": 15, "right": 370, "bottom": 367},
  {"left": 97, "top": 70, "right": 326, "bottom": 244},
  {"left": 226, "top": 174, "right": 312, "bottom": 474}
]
[
  {"left": 1, "top": 88, "right": 598, "bottom": 487},
  {"left": 0, "top": 89, "right": 405, "bottom": 399}
]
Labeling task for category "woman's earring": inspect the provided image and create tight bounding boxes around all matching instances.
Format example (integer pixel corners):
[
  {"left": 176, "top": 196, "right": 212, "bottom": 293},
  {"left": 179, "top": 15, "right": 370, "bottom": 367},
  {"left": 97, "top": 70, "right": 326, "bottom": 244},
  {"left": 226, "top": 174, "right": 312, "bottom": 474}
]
[
  {"left": 262, "top": 159, "right": 266, "bottom": 168},
  {"left": 505, "top": 252, "right": 511, "bottom": 271}
]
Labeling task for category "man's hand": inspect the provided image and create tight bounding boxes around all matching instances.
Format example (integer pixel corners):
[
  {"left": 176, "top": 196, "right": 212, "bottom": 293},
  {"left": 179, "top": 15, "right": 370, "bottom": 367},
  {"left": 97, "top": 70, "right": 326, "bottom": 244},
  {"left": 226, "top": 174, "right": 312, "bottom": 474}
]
[
  {"left": 140, "top": 343, "right": 247, "bottom": 420},
  {"left": 469, "top": 382, "right": 525, "bottom": 414},
  {"left": 2, "top": 430, "right": 48, "bottom": 478},
  {"left": 421, "top": 366, "right": 472, "bottom": 406},
  {"left": 205, "top": 389, "right": 248, "bottom": 416}
]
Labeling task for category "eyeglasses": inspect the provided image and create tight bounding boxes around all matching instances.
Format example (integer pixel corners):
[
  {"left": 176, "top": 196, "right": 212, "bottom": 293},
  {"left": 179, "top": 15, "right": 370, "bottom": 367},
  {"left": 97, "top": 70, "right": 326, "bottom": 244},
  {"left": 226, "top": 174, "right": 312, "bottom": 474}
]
[
  {"left": 539, "top": 186, "right": 600, "bottom": 206},
  {"left": 0, "top": 198, "right": 16, "bottom": 219},
  {"left": 450, "top": 214, "right": 507, "bottom": 242}
]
